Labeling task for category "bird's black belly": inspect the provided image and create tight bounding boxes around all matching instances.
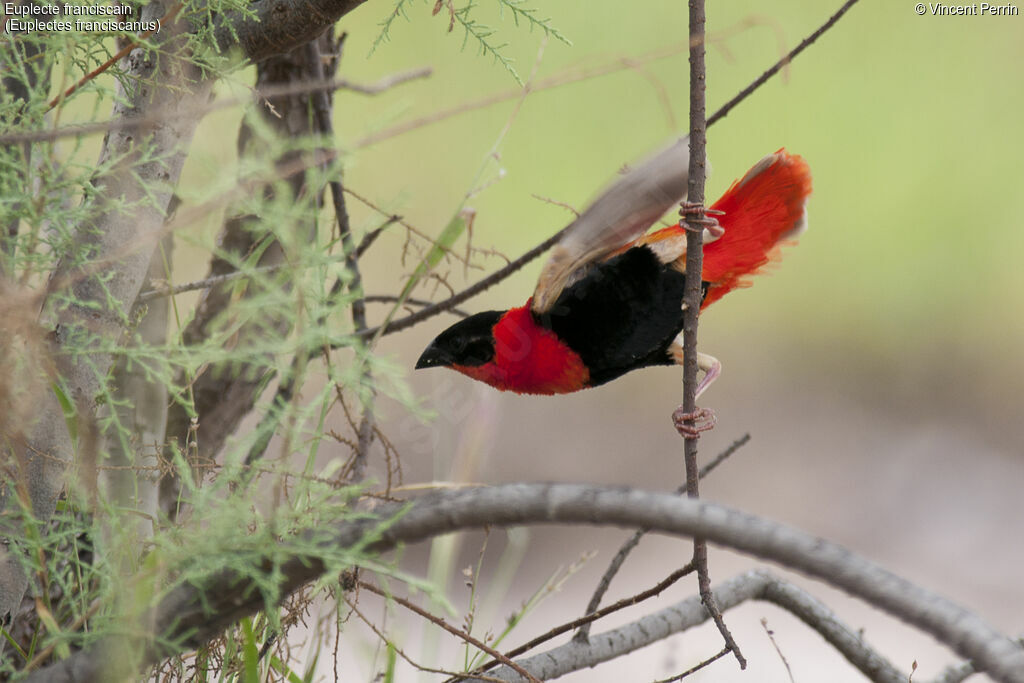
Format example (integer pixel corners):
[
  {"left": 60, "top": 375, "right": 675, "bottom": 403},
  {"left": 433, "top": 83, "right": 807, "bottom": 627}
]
[{"left": 537, "top": 246, "right": 703, "bottom": 387}]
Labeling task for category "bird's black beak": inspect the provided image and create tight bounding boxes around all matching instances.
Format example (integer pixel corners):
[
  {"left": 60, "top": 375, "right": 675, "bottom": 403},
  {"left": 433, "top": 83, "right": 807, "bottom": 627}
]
[{"left": 415, "top": 342, "right": 448, "bottom": 370}]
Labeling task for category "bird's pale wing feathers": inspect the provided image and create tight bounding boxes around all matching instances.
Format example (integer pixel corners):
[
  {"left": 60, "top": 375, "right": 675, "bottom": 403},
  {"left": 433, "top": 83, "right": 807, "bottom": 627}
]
[{"left": 531, "top": 138, "right": 694, "bottom": 315}]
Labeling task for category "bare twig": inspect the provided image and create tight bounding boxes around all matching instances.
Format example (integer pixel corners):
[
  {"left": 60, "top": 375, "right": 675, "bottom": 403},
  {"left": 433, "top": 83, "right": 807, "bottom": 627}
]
[
  {"left": 353, "top": 217, "right": 397, "bottom": 259},
  {"left": 507, "top": 568, "right": 915, "bottom": 682},
  {"left": 353, "top": 43, "right": 691, "bottom": 149},
  {"left": 681, "top": 0, "right": 710, "bottom": 467},
  {"left": 137, "top": 262, "right": 303, "bottom": 303},
  {"left": 363, "top": 295, "right": 470, "bottom": 317},
  {"left": 0, "top": 69, "right": 433, "bottom": 146},
  {"left": 343, "top": 594, "right": 502, "bottom": 681},
  {"left": 707, "top": 0, "right": 863, "bottom": 128},
  {"left": 358, "top": 582, "right": 541, "bottom": 683},
  {"left": 530, "top": 194, "right": 580, "bottom": 217},
  {"left": 575, "top": 434, "right": 751, "bottom": 643},
  {"left": 351, "top": 228, "right": 565, "bottom": 341},
  {"left": 761, "top": 617, "right": 796, "bottom": 683},
  {"left": 652, "top": 646, "right": 730, "bottom": 682},
  {"left": 450, "top": 563, "right": 696, "bottom": 682},
  {"left": 306, "top": 36, "right": 376, "bottom": 483},
  {"left": 698, "top": 432, "right": 750, "bottom": 480},
  {"left": 137, "top": 214, "right": 400, "bottom": 304},
  {"left": 343, "top": 187, "right": 479, "bottom": 268}
]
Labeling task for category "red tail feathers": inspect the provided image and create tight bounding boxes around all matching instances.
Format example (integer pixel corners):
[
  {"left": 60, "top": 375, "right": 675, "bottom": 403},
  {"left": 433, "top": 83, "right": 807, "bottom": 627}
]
[{"left": 701, "top": 150, "right": 812, "bottom": 308}]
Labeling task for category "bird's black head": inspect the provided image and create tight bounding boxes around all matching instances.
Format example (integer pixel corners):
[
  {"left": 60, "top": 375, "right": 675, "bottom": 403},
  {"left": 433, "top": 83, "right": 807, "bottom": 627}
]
[{"left": 416, "top": 310, "right": 504, "bottom": 369}]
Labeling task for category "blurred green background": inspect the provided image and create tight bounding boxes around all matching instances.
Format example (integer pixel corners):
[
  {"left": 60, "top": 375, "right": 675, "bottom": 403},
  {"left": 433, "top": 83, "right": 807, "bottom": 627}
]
[
  {"left": 183, "top": 0, "right": 1024, "bottom": 434},
  {"left": 176, "top": 1, "right": 1024, "bottom": 680},
  {"left": 283, "top": 0, "right": 1019, "bottom": 436}
]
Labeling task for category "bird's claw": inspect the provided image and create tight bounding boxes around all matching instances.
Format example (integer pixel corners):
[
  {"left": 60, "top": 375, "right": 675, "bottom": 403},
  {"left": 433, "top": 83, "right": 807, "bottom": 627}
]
[
  {"left": 679, "top": 202, "right": 725, "bottom": 238},
  {"left": 672, "top": 405, "right": 717, "bottom": 440}
]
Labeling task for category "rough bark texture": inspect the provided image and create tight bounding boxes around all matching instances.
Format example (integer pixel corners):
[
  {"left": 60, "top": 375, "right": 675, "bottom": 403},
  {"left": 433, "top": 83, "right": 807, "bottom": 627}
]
[{"left": 212, "top": 0, "right": 367, "bottom": 63}]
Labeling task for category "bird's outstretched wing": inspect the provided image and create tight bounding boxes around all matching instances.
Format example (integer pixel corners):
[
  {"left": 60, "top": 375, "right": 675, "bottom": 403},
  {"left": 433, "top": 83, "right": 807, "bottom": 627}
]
[{"left": 531, "top": 138, "right": 697, "bottom": 314}]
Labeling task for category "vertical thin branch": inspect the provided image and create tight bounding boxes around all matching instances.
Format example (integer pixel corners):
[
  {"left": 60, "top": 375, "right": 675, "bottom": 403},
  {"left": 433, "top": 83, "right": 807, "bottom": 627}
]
[
  {"left": 682, "top": 0, "right": 746, "bottom": 670},
  {"left": 681, "top": 4, "right": 707, "bottom": 489},
  {"left": 307, "top": 36, "right": 376, "bottom": 483}
]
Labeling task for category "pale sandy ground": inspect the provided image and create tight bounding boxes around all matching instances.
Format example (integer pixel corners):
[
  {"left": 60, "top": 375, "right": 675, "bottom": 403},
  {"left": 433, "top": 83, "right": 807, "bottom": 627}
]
[{"left": 315, "top": 323, "right": 1023, "bottom": 682}]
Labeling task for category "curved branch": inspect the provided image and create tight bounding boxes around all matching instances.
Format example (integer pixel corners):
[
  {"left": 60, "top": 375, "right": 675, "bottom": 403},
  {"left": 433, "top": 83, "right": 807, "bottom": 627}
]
[
  {"left": 489, "top": 569, "right": 905, "bottom": 682},
  {"left": 24, "top": 484, "right": 1024, "bottom": 683}
]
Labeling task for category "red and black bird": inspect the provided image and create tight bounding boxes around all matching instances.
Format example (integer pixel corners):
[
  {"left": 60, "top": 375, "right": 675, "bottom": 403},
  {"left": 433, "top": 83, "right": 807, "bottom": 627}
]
[{"left": 416, "top": 140, "right": 812, "bottom": 409}]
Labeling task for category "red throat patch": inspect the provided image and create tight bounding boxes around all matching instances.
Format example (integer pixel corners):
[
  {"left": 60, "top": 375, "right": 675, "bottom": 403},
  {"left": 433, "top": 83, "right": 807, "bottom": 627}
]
[{"left": 452, "top": 303, "right": 590, "bottom": 395}]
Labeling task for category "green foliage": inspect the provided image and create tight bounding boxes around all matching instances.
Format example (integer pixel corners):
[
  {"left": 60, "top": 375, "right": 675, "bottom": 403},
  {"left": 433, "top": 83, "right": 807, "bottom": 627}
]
[
  {"left": 2, "top": 17, "right": 430, "bottom": 680},
  {"left": 383, "top": 642, "right": 398, "bottom": 682},
  {"left": 371, "top": 0, "right": 571, "bottom": 83},
  {"left": 240, "top": 617, "right": 260, "bottom": 683},
  {"left": 370, "top": 0, "right": 418, "bottom": 56}
]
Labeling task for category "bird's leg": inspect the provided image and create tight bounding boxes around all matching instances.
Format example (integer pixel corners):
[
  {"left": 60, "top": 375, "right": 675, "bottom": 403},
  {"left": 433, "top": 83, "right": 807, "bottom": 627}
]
[
  {"left": 679, "top": 201, "right": 725, "bottom": 239},
  {"left": 693, "top": 351, "right": 721, "bottom": 399},
  {"left": 669, "top": 340, "right": 721, "bottom": 439},
  {"left": 669, "top": 341, "right": 722, "bottom": 400}
]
